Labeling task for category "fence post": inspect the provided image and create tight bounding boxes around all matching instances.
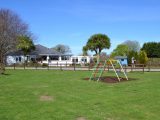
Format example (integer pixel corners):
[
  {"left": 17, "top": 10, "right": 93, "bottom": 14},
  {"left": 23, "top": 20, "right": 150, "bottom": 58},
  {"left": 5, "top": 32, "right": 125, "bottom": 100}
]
[
  {"left": 88, "top": 63, "right": 90, "bottom": 71},
  {"left": 14, "top": 63, "right": 15, "bottom": 70},
  {"left": 148, "top": 61, "right": 151, "bottom": 72},
  {"left": 74, "top": 63, "right": 76, "bottom": 71},
  {"left": 60, "top": 64, "right": 62, "bottom": 71},
  {"left": 143, "top": 64, "right": 144, "bottom": 73},
  {"left": 24, "top": 62, "right": 25, "bottom": 70},
  {"left": 35, "top": 63, "right": 37, "bottom": 70},
  {"left": 125, "top": 65, "right": 127, "bottom": 73},
  {"left": 47, "top": 63, "right": 49, "bottom": 70},
  {"left": 108, "top": 64, "right": 109, "bottom": 72},
  {"left": 57, "top": 62, "right": 58, "bottom": 67},
  {"left": 66, "top": 62, "right": 67, "bottom": 67},
  {"left": 131, "top": 64, "right": 133, "bottom": 72}
]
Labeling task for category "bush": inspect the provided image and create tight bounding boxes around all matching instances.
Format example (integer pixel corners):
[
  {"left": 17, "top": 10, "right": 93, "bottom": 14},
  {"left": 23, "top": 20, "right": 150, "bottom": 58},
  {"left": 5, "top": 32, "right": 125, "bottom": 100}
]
[
  {"left": 138, "top": 50, "right": 148, "bottom": 64},
  {"left": 42, "top": 63, "right": 48, "bottom": 67}
]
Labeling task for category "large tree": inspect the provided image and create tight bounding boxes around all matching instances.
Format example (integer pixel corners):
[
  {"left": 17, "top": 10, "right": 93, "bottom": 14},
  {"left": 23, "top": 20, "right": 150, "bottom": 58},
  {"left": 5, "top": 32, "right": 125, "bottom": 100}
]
[
  {"left": 17, "top": 35, "right": 35, "bottom": 62},
  {"left": 83, "top": 33, "right": 111, "bottom": 55},
  {"left": 52, "top": 44, "right": 71, "bottom": 54},
  {"left": 141, "top": 42, "right": 160, "bottom": 58},
  {"left": 111, "top": 44, "right": 129, "bottom": 57},
  {"left": 123, "top": 40, "right": 141, "bottom": 52},
  {"left": 0, "top": 9, "right": 30, "bottom": 74}
]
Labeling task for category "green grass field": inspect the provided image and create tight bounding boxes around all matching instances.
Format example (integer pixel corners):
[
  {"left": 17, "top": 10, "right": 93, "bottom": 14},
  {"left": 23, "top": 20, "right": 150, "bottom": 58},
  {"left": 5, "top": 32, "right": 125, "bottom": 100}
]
[{"left": 0, "top": 70, "right": 160, "bottom": 120}]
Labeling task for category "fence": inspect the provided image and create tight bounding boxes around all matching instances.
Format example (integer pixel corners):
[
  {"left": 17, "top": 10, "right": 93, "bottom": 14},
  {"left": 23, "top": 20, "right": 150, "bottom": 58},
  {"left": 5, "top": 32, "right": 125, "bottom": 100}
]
[{"left": 5, "top": 62, "right": 160, "bottom": 72}]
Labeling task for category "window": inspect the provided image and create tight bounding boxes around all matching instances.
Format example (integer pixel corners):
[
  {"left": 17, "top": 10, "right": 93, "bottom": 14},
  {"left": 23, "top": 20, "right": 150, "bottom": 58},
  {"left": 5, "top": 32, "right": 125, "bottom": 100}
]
[
  {"left": 81, "top": 58, "right": 87, "bottom": 62},
  {"left": 50, "top": 56, "right": 59, "bottom": 60},
  {"left": 42, "top": 56, "right": 47, "bottom": 61},
  {"left": 19, "top": 57, "right": 21, "bottom": 62},
  {"left": 121, "top": 59, "right": 124, "bottom": 61},
  {"left": 62, "top": 56, "right": 70, "bottom": 60},
  {"left": 16, "top": 57, "right": 18, "bottom": 62},
  {"left": 72, "top": 58, "right": 78, "bottom": 63}
]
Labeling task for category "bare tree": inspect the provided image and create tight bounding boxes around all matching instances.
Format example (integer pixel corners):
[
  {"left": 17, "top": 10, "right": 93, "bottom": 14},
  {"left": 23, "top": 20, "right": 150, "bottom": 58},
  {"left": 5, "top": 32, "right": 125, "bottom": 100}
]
[
  {"left": 0, "top": 9, "right": 30, "bottom": 74},
  {"left": 123, "top": 40, "right": 141, "bottom": 52},
  {"left": 52, "top": 44, "right": 71, "bottom": 54}
]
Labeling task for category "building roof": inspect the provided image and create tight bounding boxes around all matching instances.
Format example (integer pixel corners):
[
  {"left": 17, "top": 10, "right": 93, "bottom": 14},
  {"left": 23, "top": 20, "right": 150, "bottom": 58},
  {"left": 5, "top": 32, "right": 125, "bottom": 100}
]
[
  {"left": 6, "top": 44, "right": 68, "bottom": 56},
  {"left": 114, "top": 56, "right": 128, "bottom": 59},
  {"left": 31, "top": 44, "right": 61, "bottom": 55}
]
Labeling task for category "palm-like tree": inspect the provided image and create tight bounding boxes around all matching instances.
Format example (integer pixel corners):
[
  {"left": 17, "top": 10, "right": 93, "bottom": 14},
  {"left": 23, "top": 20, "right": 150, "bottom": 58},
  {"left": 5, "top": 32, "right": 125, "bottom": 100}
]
[{"left": 17, "top": 35, "right": 35, "bottom": 62}]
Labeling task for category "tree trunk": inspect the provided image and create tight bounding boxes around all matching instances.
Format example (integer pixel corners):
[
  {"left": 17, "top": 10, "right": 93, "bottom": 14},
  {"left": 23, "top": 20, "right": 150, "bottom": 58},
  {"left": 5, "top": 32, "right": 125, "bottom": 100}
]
[
  {"left": 0, "top": 54, "right": 5, "bottom": 74},
  {"left": 0, "top": 63, "right": 5, "bottom": 74}
]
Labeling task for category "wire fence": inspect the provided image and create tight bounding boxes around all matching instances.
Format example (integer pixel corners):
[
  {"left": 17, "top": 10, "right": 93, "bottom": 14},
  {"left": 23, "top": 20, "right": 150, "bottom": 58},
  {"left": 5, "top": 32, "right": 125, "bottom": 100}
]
[{"left": 5, "top": 62, "right": 160, "bottom": 72}]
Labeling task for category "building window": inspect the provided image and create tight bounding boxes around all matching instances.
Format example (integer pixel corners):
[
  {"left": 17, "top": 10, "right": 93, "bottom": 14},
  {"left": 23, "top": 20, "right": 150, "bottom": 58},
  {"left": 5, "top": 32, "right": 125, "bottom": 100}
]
[
  {"left": 19, "top": 57, "right": 21, "bottom": 62},
  {"left": 81, "top": 58, "right": 87, "bottom": 62},
  {"left": 62, "top": 56, "right": 70, "bottom": 60},
  {"left": 72, "top": 58, "right": 78, "bottom": 63},
  {"left": 16, "top": 57, "right": 18, "bottom": 62},
  {"left": 50, "top": 56, "right": 59, "bottom": 60},
  {"left": 121, "top": 59, "right": 124, "bottom": 61},
  {"left": 42, "top": 56, "right": 47, "bottom": 61}
]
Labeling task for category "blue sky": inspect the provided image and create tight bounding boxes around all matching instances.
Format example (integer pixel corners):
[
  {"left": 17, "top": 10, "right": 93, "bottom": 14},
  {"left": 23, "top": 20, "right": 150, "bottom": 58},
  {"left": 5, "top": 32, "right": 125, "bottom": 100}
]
[{"left": 1, "top": 0, "right": 160, "bottom": 55}]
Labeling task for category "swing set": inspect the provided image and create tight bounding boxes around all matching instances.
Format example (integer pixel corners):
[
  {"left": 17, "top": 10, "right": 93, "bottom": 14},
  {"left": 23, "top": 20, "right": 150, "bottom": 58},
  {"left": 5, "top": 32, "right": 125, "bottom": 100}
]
[{"left": 89, "top": 58, "right": 128, "bottom": 82}]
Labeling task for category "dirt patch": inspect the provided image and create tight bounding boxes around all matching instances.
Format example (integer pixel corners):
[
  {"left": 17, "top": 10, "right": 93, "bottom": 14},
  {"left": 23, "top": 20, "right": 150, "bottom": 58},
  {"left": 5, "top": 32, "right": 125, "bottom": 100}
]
[
  {"left": 40, "top": 95, "right": 53, "bottom": 101},
  {"left": 84, "top": 76, "right": 137, "bottom": 83},
  {"left": 76, "top": 117, "right": 87, "bottom": 120},
  {"left": 107, "top": 118, "right": 114, "bottom": 120}
]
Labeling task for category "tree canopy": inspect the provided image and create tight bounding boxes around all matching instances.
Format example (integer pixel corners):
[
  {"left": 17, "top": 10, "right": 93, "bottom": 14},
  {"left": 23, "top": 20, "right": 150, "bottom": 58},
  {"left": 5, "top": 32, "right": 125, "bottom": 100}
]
[
  {"left": 111, "top": 44, "right": 128, "bottom": 57},
  {"left": 52, "top": 44, "right": 71, "bottom": 54},
  {"left": 82, "top": 46, "right": 88, "bottom": 56},
  {"left": 17, "top": 35, "right": 35, "bottom": 56},
  {"left": 83, "top": 33, "right": 111, "bottom": 55},
  {"left": 123, "top": 40, "right": 140, "bottom": 52},
  {"left": 141, "top": 42, "right": 160, "bottom": 58}
]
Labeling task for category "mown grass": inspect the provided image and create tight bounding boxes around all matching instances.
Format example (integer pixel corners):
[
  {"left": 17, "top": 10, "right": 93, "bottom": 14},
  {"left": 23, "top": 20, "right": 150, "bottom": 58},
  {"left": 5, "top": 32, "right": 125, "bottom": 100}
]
[{"left": 0, "top": 70, "right": 160, "bottom": 120}]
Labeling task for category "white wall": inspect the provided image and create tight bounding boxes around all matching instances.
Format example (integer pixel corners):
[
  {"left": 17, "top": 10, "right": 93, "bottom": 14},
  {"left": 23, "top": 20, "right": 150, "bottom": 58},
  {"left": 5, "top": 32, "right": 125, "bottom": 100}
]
[{"left": 6, "top": 56, "right": 25, "bottom": 65}]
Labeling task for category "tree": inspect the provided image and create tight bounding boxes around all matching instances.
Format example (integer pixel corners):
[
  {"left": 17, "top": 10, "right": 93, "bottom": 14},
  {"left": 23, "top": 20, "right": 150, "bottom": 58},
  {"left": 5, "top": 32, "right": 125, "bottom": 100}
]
[
  {"left": 17, "top": 35, "right": 35, "bottom": 62},
  {"left": 127, "top": 51, "right": 139, "bottom": 64},
  {"left": 52, "top": 44, "right": 71, "bottom": 54},
  {"left": 111, "top": 44, "right": 128, "bottom": 57},
  {"left": 141, "top": 42, "right": 160, "bottom": 58},
  {"left": 138, "top": 50, "right": 148, "bottom": 64},
  {"left": 82, "top": 46, "right": 88, "bottom": 56},
  {"left": 0, "top": 9, "right": 30, "bottom": 74},
  {"left": 83, "top": 33, "right": 111, "bottom": 55},
  {"left": 123, "top": 40, "right": 141, "bottom": 52}
]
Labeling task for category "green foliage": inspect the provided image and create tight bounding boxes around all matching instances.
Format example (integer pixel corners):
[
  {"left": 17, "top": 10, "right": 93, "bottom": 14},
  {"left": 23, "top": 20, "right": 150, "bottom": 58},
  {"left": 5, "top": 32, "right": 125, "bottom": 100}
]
[
  {"left": 138, "top": 50, "right": 148, "bottom": 64},
  {"left": 83, "top": 33, "right": 111, "bottom": 55},
  {"left": 127, "top": 51, "right": 139, "bottom": 64},
  {"left": 111, "top": 44, "right": 128, "bottom": 57},
  {"left": 82, "top": 46, "right": 88, "bottom": 56},
  {"left": 141, "top": 42, "right": 160, "bottom": 58},
  {"left": 17, "top": 35, "right": 35, "bottom": 56},
  {"left": 42, "top": 63, "right": 48, "bottom": 67},
  {"left": 123, "top": 40, "right": 140, "bottom": 52}
]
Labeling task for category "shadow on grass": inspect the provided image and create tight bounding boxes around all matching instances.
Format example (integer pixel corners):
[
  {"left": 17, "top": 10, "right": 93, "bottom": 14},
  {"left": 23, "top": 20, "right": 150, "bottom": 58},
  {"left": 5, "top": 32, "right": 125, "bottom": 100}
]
[
  {"left": 0, "top": 73, "right": 11, "bottom": 76},
  {"left": 83, "top": 76, "right": 139, "bottom": 84}
]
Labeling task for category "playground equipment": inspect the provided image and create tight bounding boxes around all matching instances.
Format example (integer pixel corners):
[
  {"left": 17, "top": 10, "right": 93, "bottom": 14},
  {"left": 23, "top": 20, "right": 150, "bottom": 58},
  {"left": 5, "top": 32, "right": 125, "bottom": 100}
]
[{"left": 89, "top": 59, "right": 128, "bottom": 82}]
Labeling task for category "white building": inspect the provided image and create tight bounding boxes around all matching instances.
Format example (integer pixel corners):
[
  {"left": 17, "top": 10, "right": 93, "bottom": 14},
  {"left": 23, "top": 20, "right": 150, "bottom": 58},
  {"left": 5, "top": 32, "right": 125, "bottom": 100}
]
[{"left": 6, "top": 44, "right": 93, "bottom": 66}]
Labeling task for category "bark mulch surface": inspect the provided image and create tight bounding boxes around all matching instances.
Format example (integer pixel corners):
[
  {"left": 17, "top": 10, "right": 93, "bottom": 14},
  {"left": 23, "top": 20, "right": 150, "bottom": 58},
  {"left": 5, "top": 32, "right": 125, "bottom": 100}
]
[{"left": 84, "top": 76, "right": 137, "bottom": 83}]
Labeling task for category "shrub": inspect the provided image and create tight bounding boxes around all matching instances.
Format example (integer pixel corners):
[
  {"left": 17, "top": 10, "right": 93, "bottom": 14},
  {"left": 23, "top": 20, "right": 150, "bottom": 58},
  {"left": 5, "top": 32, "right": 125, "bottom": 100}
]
[
  {"left": 42, "top": 63, "right": 48, "bottom": 67},
  {"left": 138, "top": 50, "right": 148, "bottom": 64}
]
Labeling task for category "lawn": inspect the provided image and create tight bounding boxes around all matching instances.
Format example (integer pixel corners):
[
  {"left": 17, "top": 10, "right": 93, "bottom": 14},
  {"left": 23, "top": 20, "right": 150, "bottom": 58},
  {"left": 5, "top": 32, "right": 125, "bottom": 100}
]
[{"left": 0, "top": 70, "right": 160, "bottom": 120}]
